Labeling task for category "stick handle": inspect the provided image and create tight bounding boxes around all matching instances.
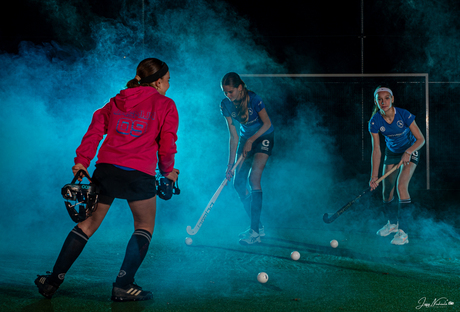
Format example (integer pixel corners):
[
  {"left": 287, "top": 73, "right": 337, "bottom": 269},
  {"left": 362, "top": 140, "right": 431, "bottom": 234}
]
[
  {"left": 231, "top": 155, "right": 244, "bottom": 173},
  {"left": 375, "top": 162, "right": 401, "bottom": 184},
  {"left": 225, "top": 155, "right": 244, "bottom": 185}
]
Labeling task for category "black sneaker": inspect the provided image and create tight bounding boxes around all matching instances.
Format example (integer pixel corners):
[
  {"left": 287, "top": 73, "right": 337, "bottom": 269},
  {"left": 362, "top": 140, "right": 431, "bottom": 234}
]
[
  {"left": 35, "top": 274, "right": 59, "bottom": 299},
  {"left": 111, "top": 283, "right": 153, "bottom": 302}
]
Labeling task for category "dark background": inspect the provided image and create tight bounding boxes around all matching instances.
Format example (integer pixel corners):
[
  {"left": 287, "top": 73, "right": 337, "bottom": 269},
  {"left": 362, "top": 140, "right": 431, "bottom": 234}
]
[
  {"left": 3, "top": 0, "right": 460, "bottom": 77},
  {"left": 1, "top": 0, "right": 459, "bottom": 192}
]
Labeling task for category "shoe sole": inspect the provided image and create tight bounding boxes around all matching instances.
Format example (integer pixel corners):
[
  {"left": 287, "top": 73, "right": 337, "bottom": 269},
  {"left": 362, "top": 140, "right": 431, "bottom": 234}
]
[
  {"left": 377, "top": 229, "right": 398, "bottom": 237},
  {"left": 239, "top": 234, "right": 265, "bottom": 239},
  {"left": 238, "top": 239, "right": 261, "bottom": 245},
  {"left": 111, "top": 294, "right": 153, "bottom": 302},
  {"left": 391, "top": 239, "right": 409, "bottom": 245},
  {"left": 239, "top": 231, "right": 265, "bottom": 239},
  {"left": 34, "top": 277, "right": 56, "bottom": 299}
]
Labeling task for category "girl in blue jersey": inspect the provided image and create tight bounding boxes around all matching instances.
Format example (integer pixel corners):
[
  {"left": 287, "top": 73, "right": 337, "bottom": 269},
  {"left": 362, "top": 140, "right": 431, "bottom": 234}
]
[
  {"left": 220, "top": 72, "right": 274, "bottom": 245},
  {"left": 369, "top": 86, "right": 425, "bottom": 245}
]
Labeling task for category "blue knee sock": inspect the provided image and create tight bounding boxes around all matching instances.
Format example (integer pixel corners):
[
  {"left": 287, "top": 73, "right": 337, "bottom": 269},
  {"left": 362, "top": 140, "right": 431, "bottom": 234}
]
[
  {"left": 398, "top": 199, "right": 412, "bottom": 233},
  {"left": 240, "top": 194, "right": 251, "bottom": 218},
  {"left": 250, "top": 190, "right": 263, "bottom": 234},
  {"left": 382, "top": 198, "right": 398, "bottom": 225}
]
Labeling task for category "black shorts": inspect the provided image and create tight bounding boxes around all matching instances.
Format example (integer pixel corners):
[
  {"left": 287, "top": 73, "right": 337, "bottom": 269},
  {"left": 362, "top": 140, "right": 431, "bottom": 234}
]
[
  {"left": 92, "top": 163, "right": 156, "bottom": 204},
  {"left": 384, "top": 148, "right": 420, "bottom": 166},
  {"left": 237, "top": 131, "right": 275, "bottom": 158}
]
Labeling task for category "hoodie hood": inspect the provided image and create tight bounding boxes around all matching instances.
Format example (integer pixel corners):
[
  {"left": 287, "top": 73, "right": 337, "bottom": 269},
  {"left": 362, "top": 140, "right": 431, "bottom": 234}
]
[{"left": 113, "top": 86, "right": 158, "bottom": 112}]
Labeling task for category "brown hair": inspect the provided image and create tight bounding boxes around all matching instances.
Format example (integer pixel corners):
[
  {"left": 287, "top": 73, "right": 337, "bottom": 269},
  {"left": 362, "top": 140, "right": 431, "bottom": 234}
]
[
  {"left": 126, "top": 58, "right": 166, "bottom": 89},
  {"left": 221, "top": 72, "right": 250, "bottom": 124}
]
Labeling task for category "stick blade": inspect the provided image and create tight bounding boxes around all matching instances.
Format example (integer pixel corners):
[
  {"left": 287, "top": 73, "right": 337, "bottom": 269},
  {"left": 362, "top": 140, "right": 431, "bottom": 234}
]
[
  {"left": 186, "top": 225, "right": 196, "bottom": 236},
  {"left": 323, "top": 213, "right": 337, "bottom": 224}
]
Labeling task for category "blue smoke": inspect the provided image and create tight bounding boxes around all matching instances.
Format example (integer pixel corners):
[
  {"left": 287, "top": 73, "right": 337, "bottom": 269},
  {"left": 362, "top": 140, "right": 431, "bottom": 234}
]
[
  {"left": 0, "top": 0, "right": 335, "bottom": 238},
  {"left": 1, "top": 0, "right": 458, "bottom": 266}
]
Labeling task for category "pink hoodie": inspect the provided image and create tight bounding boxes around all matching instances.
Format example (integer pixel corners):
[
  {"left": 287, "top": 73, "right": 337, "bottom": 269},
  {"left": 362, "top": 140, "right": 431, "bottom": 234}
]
[{"left": 74, "top": 86, "right": 178, "bottom": 176}]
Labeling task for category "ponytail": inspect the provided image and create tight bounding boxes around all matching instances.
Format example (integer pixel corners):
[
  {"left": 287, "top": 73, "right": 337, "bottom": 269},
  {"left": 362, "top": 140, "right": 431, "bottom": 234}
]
[{"left": 126, "top": 78, "right": 140, "bottom": 89}]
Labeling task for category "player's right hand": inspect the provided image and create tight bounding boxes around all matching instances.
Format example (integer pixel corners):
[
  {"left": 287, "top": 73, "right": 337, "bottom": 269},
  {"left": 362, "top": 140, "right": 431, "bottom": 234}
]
[
  {"left": 72, "top": 163, "right": 89, "bottom": 182},
  {"left": 225, "top": 164, "right": 234, "bottom": 180},
  {"left": 369, "top": 176, "right": 379, "bottom": 191}
]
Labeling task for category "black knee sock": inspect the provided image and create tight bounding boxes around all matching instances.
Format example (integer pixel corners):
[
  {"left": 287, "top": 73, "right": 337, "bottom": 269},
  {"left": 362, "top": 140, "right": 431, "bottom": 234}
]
[
  {"left": 115, "top": 229, "right": 152, "bottom": 287},
  {"left": 382, "top": 198, "right": 398, "bottom": 225},
  {"left": 250, "top": 190, "right": 262, "bottom": 234},
  {"left": 398, "top": 199, "right": 412, "bottom": 233},
  {"left": 50, "top": 226, "right": 89, "bottom": 286}
]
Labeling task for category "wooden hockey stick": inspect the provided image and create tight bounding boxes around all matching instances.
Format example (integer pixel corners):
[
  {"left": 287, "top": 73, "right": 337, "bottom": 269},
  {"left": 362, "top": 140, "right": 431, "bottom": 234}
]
[
  {"left": 323, "top": 163, "right": 402, "bottom": 224},
  {"left": 186, "top": 156, "right": 244, "bottom": 235}
]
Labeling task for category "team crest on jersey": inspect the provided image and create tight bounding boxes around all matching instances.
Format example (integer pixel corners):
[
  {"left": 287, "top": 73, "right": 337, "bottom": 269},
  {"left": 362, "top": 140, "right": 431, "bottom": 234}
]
[
  {"left": 380, "top": 126, "right": 386, "bottom": 132},
  {"left": 231, "top": 112, "right": 237, "bottom": 118},
  {"left": 248, "top": 108, "right": 254, "bottom": 115},
  {"left": 397, "top": 120, "right": 404, "bottom": 128}
]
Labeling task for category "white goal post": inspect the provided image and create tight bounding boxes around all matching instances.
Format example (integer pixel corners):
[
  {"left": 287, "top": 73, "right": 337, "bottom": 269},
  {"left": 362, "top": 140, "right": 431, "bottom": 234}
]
[{"left": 241, "top": 73, "right": 430, "bottom": 189}]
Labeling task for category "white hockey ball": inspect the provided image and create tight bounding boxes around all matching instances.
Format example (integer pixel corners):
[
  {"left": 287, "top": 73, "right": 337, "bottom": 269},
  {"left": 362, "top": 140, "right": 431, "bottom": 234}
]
[
  {"left": 290, "top": 251, "right": 300, "bottom": 261},
  {"left": 330, "top": 239, "right": 338, "bottom": 248},
  {"left": 257, "top": 272, "right": 269, "bottom": 284},
  {"left": 185, "top": 237, "right": 193, "bottom": 246}
]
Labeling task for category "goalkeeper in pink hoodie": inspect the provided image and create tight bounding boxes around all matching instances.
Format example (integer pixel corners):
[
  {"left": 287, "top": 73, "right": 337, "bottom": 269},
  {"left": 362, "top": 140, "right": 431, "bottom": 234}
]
[{"left": 35, "top": 58, "right": 179, "bottom": 302}]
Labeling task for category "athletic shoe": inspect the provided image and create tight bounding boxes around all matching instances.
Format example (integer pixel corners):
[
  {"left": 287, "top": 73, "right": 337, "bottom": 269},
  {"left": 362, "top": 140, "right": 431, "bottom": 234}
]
[
  {"left": 35, "top": 273, "right": 59, "bottom": 299},
  {"left": 238, "top": 226, "right": 265, "bottom": 238},
  {"left": 111, "top": 282, "right": 153, "bottom": 302},
  {"left": 376, "top": 221, "right": 398, "bottom": 237},
  {"left": 239, "top": 229, "right": 261, "bottom": 245},
  {"left": 391, "top": 229, "right": 409, "bottom": 245}
]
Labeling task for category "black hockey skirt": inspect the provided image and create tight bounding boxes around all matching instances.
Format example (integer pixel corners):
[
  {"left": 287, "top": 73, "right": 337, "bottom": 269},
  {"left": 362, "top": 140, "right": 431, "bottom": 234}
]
[
  {"left": 237, "top": 131, "right": 275, "bottom": 158},
  {"left": 384, "top": 148, "right": 420, "bottom": 166},
  {"left": 92, "top": 163, "right": 156, "bottom": 204}
]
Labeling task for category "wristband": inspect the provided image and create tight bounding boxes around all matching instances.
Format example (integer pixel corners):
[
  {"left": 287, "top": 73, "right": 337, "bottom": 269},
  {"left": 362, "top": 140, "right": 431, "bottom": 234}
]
[{"left": 405, "top": 151, "right": 412, "bottom": 155}]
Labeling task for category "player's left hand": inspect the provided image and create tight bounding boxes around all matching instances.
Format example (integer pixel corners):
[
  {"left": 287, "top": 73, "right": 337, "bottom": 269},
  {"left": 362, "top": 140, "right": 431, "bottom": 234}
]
[{"left": 165, "top": 168, "right": 179, "bottom": 182}]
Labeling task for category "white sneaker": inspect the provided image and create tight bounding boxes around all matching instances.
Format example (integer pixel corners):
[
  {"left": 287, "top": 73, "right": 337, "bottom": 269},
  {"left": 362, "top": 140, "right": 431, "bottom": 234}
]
[
  {"left": 376, "top": 221, "right": 398, "bottom": 237},
  {"left": 391, "top": 229, "right": 409, "bottom": 245},
  {"left": 238, "top": 226, "right": 265, "bottom": 238},
  {"left": 239, "top": 229, "right": 261, "bottom": 245}
]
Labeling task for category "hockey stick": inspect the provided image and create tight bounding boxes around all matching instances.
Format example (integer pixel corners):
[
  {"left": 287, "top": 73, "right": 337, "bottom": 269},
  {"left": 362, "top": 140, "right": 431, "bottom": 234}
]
[
  {"left": 186, "top": 156, "right": 244, "bottom": 235},
  {"left": 323, "top": 163, "right": 402, "bottom": 224}
]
